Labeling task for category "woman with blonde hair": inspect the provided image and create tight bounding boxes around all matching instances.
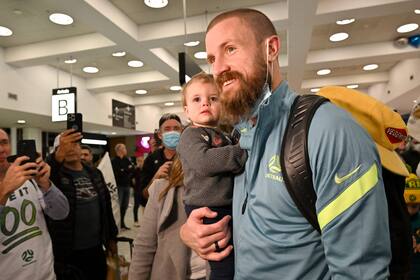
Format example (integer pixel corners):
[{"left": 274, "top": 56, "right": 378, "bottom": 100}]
[{"left": 128, "top": 156, "right": 208, "bottom": 280}]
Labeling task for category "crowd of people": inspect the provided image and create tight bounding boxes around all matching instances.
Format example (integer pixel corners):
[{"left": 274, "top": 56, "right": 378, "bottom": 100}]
[{"left": 1, "top": 7, "right": 420, "bottom": 280}]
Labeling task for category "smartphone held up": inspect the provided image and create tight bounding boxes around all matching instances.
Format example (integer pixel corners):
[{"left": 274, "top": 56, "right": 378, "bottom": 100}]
[{"left": 6, "top": 139, "right": 38, "bottom": 168}]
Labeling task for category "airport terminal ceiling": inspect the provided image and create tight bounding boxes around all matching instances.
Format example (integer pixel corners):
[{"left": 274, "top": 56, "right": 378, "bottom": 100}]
[{"left": 0, "top": 0, "right": 419, "bottom": 135}]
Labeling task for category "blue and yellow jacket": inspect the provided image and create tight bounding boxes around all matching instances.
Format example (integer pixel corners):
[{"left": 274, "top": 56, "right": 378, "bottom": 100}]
[{"left": 232, "top": 81, "right": 391, "bottom": 279}]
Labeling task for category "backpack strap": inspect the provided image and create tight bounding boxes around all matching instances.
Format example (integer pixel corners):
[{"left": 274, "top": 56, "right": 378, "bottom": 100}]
[{"left": 280, "top": 95, "right": 329, "bottom": 233}]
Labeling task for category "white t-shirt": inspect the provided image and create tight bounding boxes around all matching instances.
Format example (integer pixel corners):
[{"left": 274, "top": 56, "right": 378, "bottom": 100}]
[{"left": 0, "top": 180, "right": 55, "bottom": 280}]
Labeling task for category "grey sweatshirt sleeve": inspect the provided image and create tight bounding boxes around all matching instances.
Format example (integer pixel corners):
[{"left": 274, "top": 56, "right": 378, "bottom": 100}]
[
  {"left": 41, "top": 183, "right": 69, "bottom": 220},
  {"left": 177, "top": 127, "right": 247, "bottom": 177}
]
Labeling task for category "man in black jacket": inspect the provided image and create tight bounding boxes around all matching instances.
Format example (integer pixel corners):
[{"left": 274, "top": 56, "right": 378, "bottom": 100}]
[
  {"left": 111, "top": 143, "right": 135, "bottom": 230},
  {"left": 47, "top": 129, "right": 118, "bottom": 280}
]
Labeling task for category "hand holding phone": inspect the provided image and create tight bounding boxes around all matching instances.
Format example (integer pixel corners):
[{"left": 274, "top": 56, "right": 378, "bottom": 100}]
[
  {"left": 1, "top": 156, "right": 38, "bottom": 200},
  {"left": 54, "top": 129, "right": 83, "bottom": 163}
]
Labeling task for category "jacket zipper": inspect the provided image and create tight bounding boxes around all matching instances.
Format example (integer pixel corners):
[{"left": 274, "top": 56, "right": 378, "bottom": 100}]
[{"left": 241, "top": 192, "right": 248, "bottom": 214}]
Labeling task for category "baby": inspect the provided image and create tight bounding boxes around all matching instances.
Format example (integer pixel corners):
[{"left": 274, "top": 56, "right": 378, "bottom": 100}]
[{"left": 177, "top": 72, "right": 247, "bottom": 280}]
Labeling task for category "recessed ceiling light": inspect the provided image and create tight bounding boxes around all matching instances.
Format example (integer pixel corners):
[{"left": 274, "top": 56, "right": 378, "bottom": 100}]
[
  {"left": 170, "top": 85, "right": 182, "bottom": 91},
  {"left": 415, "top": 9, "right": 420, "bottom": 14},
  {"left": 112, "top": 51, "right": 126, "bottom": 57},
  {"left": 397, "top": 23, "right": 419, "bottom": 33},
  {"left": 363, "top": 64, "right": 378, "bottom": 71},
  {"left": 164, "top": 102, "right": 175, "bottom": 106},
  {"left": 329, "top": 32, "right": 349, "bottom": 42},
  {"left": 194, "top": 51, "right": 207, "bottom": 59},
  {"left": 184, "top": 41, "right": 200, "bottom": 47},
  {"left": 128, "top": 60, "right": 144, "bottom": 68},
  {"left": 144, "top": 0, "right": 168, "bottom": 8},
  {"left": 17, "top": 120, "right": 26, "bottom": 124},
  {"left": 83, "top": 66, "right": 99, "bottom": 73},
  {"left": 64, "top": 58, "right": 77, "bottom": 64},
  {"left": 0, "top": 26, "right": 13, "bottom": 36},
  {"left": 13, "top": 9, "right": 23, "bottom": 15},
  {"left": 49, "top": 13, "right": 74, "bottom": 25},
  {"left": 135, "top": 89, "right": 148, "bottom": 95},
  {"left": 310, "top": 88, "right": 320, "bottom": 93},
  {"left": 346, "top": 84, "right": 359, "bottom": 89},
  {"left": 111, "top": 132, "right": 117, "bottom": 135},
  {"left": 317, "top": 69, "right": 331, "bottom": 76},
  {"left": 336, "top": 18, "right": 355, "bottom": 25}
]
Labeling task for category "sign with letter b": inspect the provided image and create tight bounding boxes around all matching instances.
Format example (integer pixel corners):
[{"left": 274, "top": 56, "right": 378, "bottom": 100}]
[{"left": 51, "top": 87, "right": 77, "bottom": 122}]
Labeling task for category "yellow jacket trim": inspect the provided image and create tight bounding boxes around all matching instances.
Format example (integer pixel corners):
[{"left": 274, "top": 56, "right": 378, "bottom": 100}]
[{"left": 318, "top": 163, "right": 378, "bottom": 230}]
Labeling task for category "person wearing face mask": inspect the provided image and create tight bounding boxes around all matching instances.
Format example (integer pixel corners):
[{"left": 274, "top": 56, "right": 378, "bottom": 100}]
[{"left": 138, "top": 114, "right": 182, "bottom": 203}]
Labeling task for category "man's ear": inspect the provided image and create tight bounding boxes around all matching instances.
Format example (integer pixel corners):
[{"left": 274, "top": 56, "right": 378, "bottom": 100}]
[{"left": 266, "top": 35, "right": 280, "bottom": 62}]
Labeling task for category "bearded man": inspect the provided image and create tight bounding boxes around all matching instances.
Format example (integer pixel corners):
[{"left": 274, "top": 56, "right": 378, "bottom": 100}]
[{"left": 179, "top": 8, "right": 391, "bottom": 280}]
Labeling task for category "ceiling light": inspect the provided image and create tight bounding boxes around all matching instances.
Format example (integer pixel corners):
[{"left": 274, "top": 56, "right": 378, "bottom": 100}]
[
  {"left": 329, "top": 32, "right": 349, "bottom": 42},
  {"left": 415, "top": 9, "right": 420, "bottom": 14},
  {"left": 112, "top": 51, "right": 126, "bottom": 57},
  {"left": 184, "top": 41, "right": 200, "bottom": 47},
  {"left": 336, "top": 18, "right": 355, "bottom": 25},
  {"left": 111, "top": 132, "right": 117, "bottom": 135},
  {"left": 194, "top": 51, "right": 207, "bottom": 59},
  {"left": 363, "top": 64, "right": 378, "bottom": 71},
  {"left": 81, "top": 139, "right": 107, "bottom": 145},
  {"left": 17, "top": 120, "right": 26, "bottom": 124},
  {"left": 83, "top": 66, "right": 99, "bottom": 73},
  {"left": 64, "top": 58, "right": 77, "bottom": 64},
  {"left": 317, "top": 69, "right": 331, "bottom": 76},
  {"left": 128, "top": 60, "right": 144, "bottom": 68},
  {"left": 310, "top": 88, "right": 320, "bottom": 93},
  {"left": 0, "top": 26, "right": 13, "bottom": 36},
  {"left": 49, "top": 13, "right": 74, "bottom": 25},
  {"left": 397, "top": 23, "right": 419, "bottom": 33},
  {"left": 135, "top": 89, "right": 147, "bottom": 95},
  {"left": 346, "top": 84, "right": 359, "bottom": 89},
  {"left": 13, "top": 9, "right": 23, "bottom": 15},
  {"left": 170, "top": 85, "right": 182, "bottom": 91},
  {"left": 144, "top": 0, "right": 168, "bottom": 8},
  {"left": 164, "top": 102, "right": 175, "bottom": 106}
]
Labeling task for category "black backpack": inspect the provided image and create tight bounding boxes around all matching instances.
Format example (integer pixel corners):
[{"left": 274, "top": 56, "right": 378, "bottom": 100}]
[{"left": 280, "top": 94, "right": 411, "bottom": 275}]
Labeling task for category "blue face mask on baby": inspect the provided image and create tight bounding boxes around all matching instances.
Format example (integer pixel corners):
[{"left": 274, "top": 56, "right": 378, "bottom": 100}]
[{"left": 162, "top": 131, "right": 181, "bottom": 150}]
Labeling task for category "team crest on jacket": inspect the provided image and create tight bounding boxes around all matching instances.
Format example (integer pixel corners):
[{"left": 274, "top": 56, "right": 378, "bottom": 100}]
[{"left": 265, "top": 155, "right": 283, "bottom": 182}]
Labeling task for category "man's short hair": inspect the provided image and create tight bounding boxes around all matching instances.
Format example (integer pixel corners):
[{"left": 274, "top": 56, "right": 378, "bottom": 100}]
[
  {"left": 159, "top": 113, "right": 181, "bottom": 128},
  {"left": 206, "top": 8, "right": 277, "bottom": 43},
  {"left": 114, "top": 143, "right": 125, "bottom": 153},
  {"left": 80, "top": 145, "right": 92, "bottom": 154}
]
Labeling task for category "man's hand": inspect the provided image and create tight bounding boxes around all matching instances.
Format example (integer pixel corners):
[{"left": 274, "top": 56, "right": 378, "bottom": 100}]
[
  {"left": 0, "top": 156, "right": 38, "bottom": 205},
  {"left": 55, "top": 129, "right": 83, "bottom": 162},
  {"left": 180, "top": 207, "right": 233, "bottom": 261},
  {"left": 154, "top": 161, "right": 172, "bottom": 179},
  {"left": 34, "top": 157, "right": 51, "bottom": 191}
]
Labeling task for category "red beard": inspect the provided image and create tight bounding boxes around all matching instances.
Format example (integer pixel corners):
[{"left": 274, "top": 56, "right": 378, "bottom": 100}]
[{"left": 216, "top": 55, "right": 267, "bottom": 124}]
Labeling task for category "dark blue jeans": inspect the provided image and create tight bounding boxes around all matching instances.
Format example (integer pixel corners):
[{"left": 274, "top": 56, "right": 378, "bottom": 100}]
[
  {"left": 185, "top": 204, "right": 234, "bottom": 280},
  {"left": 118, "top": 186, "right": 130, "bottom": 227}
]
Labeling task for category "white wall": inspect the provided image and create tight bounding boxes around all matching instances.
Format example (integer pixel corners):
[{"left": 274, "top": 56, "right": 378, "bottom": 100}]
[
  {"left": 368, "top": 58, "right": 420, "bottom": 112},
  {"left": 135, "top": 105, "right": 163, "bottom": 133},
  {"left": 0, "top": 49, "right": 144, "bottom": 131}
]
